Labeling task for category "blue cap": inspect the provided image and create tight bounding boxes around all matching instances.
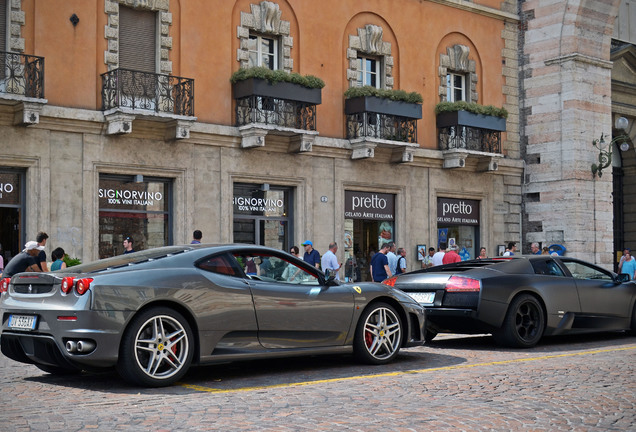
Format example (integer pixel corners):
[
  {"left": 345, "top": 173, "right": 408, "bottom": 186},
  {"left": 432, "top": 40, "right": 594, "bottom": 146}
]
[{"left": 301, "top": 240, "right": 312, "bottom": 246}]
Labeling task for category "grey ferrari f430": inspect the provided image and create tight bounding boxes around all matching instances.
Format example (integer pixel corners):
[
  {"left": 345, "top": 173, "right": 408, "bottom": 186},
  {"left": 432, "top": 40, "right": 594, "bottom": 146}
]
[
  {"left": 1, "top": 245, "right": 425, "bottom": 387},
  {"left": 383, "top": 256, "right": 636, "bottom": 348}
]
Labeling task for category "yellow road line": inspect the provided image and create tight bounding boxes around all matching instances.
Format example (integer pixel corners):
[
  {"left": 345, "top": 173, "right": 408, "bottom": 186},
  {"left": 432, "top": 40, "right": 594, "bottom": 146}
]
[{"left": 178, "top": 345, "right": 636, "bottom": 394}]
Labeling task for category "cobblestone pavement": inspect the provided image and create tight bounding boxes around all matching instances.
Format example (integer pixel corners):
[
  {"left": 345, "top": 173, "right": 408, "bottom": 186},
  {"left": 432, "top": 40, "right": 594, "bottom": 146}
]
[{"left": 1, "top": 332, "right": 635, "bottom": 431}]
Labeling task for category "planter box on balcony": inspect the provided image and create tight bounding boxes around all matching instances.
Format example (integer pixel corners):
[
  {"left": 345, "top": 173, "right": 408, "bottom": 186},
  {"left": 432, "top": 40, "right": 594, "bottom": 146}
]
[
  {"left": 345, "top": 96, "right": 422, "bottom": 119},
  {"left": 436, "top": 110, "right": 506, "bottom": 132},
  {"left": 232, "top": 78, "right": 322, "bottom": 105}
]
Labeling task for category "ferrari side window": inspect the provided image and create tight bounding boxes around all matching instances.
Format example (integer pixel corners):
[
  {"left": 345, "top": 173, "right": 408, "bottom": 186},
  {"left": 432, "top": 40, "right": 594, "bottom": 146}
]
[
  {"left": 234, "top": 253, "right": 319, "bottom": 285},
  {"left": 197, "top": 254, "right": 242, "bottom": 277}
]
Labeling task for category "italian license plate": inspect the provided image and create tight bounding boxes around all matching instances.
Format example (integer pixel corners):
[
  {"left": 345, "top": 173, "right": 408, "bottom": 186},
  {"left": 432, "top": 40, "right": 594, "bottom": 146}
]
[
  {"left": 8, "top": 314, "right": 37, "bottom": 330},
  {"left": 410, "top": 292, "right": 435, "bottom": 305}
]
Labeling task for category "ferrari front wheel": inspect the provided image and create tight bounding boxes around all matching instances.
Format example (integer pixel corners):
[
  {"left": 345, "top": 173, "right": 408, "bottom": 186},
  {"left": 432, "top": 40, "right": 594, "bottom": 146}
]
[
  {"left": 493, "top": 294, "right": 545, "bottom": 348},
  {"left": 354, "top": 302, "right": 402, "bottom": 364},
  {"left": 117, "top": 307, "right": 194, "bottom": 387}
]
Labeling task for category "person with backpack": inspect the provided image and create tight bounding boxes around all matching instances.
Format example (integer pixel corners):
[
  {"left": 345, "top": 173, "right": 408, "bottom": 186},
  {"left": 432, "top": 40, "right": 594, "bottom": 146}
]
[{"left": 395, "top": 247, "right": 407, "bottom": 274}]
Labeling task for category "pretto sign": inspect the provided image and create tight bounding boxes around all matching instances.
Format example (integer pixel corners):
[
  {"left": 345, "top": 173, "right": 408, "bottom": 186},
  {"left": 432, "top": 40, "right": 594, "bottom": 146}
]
[
  {"left": 437, "top": 198, "right": 480, "bottom": 226},
  {"left": 345, "top": 191, "right": 394, "bottom": 220}
]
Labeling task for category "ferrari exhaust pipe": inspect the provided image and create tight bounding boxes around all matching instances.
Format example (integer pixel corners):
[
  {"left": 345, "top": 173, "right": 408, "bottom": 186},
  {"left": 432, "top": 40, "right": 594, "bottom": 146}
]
[
  {"left": 76, "top": 340, "right": 96, "bottom": 353},
  {"left": 65, "top": 341, "right": 77, "bottom": 353}
]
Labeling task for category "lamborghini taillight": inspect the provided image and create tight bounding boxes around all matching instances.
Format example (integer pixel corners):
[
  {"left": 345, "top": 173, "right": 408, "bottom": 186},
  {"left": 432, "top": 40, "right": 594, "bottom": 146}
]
[{"left": 445, "top": 276, "right": 481, "bottom": 292}]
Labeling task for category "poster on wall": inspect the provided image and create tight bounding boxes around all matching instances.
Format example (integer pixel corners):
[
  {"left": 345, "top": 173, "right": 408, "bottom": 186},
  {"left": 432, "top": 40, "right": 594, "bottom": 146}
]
[
  {"left": 417, "top": 245, "right": 426, "bottom": 261},
  {"left": 438, "top": 228, "right": 448, "bottom": 248},
  {"left": 378, "top": 221, "right": 393, "bottom": 245}
]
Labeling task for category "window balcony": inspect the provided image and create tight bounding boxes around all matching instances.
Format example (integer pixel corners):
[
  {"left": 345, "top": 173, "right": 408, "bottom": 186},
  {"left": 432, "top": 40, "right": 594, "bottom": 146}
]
[
  {"left": 345, "top": 95, "right": 422, "bottom": 162},
  {"left": 233, "top": 77, "right": 322, "bottom": 151},
  {"left": 436, "top": 109, "right": 506, "bottom": 171},
  {"left": 101, "top": 68, "right": 195, "bottom": 138},
  {"left": 0, "top": 51, "right": 46, "bottom": 125}
]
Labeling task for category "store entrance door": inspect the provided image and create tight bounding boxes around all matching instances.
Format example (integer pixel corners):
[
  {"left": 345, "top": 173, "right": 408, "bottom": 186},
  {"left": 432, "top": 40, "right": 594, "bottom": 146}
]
[
  {"left": 344, "top": 191, "right": 395, "bottom": 282},
  {"left": 0, "top": 170, "right": 24, "bottom": 264},
  {"left": 0, "top": 207, "right": 21, "bottom": 265}
]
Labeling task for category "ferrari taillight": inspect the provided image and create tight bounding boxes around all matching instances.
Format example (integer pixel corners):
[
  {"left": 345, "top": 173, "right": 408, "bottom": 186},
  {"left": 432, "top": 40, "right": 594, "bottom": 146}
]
[
  {"left": 0, "top": 278, "right": 10, "bottom": 293},
  {"left": 75, "top": 278, "right": 93, "bottom": 295},
  {"left": 61, "top": 277, "right": 75, "bottom": 294},
  {"left": 445, "top": 276, "right": 481, "bottom": 292},
  {"left": 382, "top": 276, "right": 398, "bottom": 287}
]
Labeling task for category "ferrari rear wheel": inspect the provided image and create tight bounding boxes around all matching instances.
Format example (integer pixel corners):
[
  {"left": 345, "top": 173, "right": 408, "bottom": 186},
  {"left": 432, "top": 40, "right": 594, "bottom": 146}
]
[
  {"left": 354, "top": 302, "right": 402, "bottom": 364},
  {"left": 117, "top": 307, "right": 194, "bottom": 387},
  {"left": 493, "top": 294, "right": 545, "bottom": 348},
  {"left": 629, "top": 303, "right": 636, "bottom": 335}
]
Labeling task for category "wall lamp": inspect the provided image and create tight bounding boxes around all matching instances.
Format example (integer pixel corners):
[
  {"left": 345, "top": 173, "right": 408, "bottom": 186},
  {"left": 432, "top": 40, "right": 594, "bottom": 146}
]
[{"left": 591, "top": 116, "right": 630, "bottom": 178}]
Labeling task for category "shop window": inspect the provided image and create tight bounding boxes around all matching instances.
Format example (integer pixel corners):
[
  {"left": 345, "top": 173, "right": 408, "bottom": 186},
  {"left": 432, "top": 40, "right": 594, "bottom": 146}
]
[
  {"left": 232, "top": 183, "right": 292, "bottom": 250},
  {"left": 98, "top": 175, "right": 172, "bottom": 258}
]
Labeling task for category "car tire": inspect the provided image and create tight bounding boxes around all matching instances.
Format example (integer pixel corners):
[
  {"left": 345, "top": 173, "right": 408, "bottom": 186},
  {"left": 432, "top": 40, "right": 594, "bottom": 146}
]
[
  {"left": 493, "top": 294, "right": 545, "bottom": 348},
  {"left": 35, "top": 364, "right": 81, "bottom": 375},
  {"left": 354, "top": 302, "right": 402, "bottom": 364},
  {"left": 117, "top": 307, "right": 194, "bottom": 387},
  {"left": 629, "top": 303, "right": 636, "bottom": 335},
  {"left": 425, "top": 329, "right": 438, "bottom": 343}
]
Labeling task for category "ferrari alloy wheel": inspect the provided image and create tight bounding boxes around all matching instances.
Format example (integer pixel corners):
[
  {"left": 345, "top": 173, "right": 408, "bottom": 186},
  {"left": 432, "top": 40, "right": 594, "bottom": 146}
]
[
  {"left": 493, "top": 294, "right": 545, "bottom": 348},
  {"left": 118, "top": 307, "right": 194, "bottom": 387},
  {"left": 354, "top": 302, "right": 402, "bottom": 364}
]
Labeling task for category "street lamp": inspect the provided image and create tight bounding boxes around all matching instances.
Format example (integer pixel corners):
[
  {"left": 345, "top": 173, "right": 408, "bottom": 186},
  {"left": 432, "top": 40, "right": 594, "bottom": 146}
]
[{"left": 591, "top": 116, "right": 631, "bottom": 178}]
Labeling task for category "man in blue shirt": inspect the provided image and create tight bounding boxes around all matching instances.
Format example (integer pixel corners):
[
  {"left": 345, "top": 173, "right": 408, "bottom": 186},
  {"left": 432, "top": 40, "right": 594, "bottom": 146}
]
[
  {"left": 302, "top": 240, "right": 321, "bottom": 268},
  {"left": 370, "top": 242, "right": 391, "bottom": 282},
  {"left": 191, "top": 230, "right": 202, "bottom": 244}
]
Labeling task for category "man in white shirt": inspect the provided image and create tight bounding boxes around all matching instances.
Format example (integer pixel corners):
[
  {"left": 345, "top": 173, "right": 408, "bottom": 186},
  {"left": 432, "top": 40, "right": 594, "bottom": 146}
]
[
  {"left": 387, "top": 242, "right": 398, "bottom": 275},
  {"left": 432, "top": 242, "right": 447, "bottom": 267},
  {"left": 321, "top": 242, "right": 342, "bottom": 280}
]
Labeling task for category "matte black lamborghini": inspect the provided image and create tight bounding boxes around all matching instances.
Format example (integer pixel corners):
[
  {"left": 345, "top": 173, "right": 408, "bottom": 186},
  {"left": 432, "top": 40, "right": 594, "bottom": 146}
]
[{"left": 383, "top": 255, "right": 636, "bottom": 348}]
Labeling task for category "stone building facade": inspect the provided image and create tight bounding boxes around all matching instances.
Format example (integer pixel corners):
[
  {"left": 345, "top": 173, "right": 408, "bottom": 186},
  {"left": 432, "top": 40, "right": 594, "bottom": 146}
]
[
  {"left": 2, "top": 0, "right": 519, "bottom": 274},
  {"left": 520, "top": 0, "right": 636, "bottom": 268}
]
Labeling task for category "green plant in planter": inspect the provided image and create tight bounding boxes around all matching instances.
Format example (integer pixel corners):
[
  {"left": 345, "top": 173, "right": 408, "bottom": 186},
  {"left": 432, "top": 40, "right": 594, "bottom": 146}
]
[
  {"left": 230, "top": 67, "right": 325, "bottom": 89},
  {"left": 435, "top": 101, "right": 508, "bottom": 118},
  {"left": 344, "top": 86, "right": 423, "bottom": 104},
  {"left": 63, "top": 254, "right": 82, "bottom": 267}
]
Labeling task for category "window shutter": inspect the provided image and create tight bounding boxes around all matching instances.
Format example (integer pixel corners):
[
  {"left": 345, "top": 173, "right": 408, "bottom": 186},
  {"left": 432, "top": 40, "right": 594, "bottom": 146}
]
[
  {"left": 0, "top": 0, "right": 7, "bottom": 52},
  {"left": 119, "top": 6, "right": 156, "bottom": 72}
]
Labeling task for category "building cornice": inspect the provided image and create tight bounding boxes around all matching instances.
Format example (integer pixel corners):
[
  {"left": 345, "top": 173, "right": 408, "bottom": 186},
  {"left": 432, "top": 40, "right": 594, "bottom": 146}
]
[{"left": 426, "top": 0, "right": 518, "bottom": 22}]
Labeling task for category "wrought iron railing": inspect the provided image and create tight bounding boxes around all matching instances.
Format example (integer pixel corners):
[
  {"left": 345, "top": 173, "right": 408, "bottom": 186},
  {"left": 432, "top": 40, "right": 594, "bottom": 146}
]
[
  {"left": 346, "top": 112, "right": 418, "bottom": 143},
  {"left": 438, "top": 126, "right": 501, "bottom": 153},
  {"left": 0, "top": 51, "right": 45, "bottom": 98},
  {"left": 235, "top": 95, "right": 317, "bottom": 130},
  {"left": 101, "top": 68, "right": 194, "bottom": 116}
]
